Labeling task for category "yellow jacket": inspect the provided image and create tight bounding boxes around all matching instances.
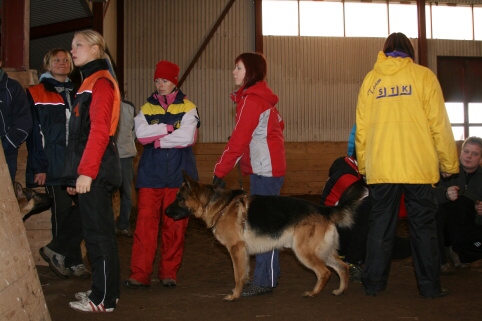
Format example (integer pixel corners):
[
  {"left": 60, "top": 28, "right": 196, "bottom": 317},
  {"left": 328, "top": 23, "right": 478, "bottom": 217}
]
[{"left": 355, "top": 51, "right": 459, "bottom": 185}]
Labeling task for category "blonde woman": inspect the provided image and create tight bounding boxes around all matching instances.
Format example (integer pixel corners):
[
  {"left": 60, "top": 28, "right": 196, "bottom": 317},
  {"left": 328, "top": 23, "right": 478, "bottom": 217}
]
[
  {"left": 26, "top": 48, "right": 91, "bottom": 280},
  {"left": 64, "top": 30, "right": 121, "bottom": 313}
]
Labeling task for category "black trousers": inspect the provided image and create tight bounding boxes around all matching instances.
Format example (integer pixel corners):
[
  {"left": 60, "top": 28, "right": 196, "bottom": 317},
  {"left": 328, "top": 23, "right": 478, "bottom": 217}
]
[
  {"left": 338, "top": 197, "right": 411, "bottom": 265},
  {"left": 45, "top": 185, "right": 83, "bottom": 267},
  {"left": 362, "top": 184, "right": 441, "bottom": 296},
  {"left": 437, "top": 197, "right": 482, "bottom": 263},
  {"left": 79, "top": 185, "right": 120, "bottom": 309}
]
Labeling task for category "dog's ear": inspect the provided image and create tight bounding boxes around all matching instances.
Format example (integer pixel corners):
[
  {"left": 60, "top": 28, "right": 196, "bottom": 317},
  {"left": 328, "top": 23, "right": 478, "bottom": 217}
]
[
  {"left": 182, "top": 170, "right": 199, "bottom": 191},
  {"left": 14, "top": 181, "right": 25, "bottom": 199}
]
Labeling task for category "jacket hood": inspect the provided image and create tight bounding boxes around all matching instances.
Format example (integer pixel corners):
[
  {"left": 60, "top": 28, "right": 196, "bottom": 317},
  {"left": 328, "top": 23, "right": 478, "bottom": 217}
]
[
  {"left": 373, "top": 51, "right": 413, "bottom": 76},
  {"left": 328, "top": 156, "right": 358, "bottom": 177},
  {"left": 231, "top": 81, "right": 279, "bottom": 106}
]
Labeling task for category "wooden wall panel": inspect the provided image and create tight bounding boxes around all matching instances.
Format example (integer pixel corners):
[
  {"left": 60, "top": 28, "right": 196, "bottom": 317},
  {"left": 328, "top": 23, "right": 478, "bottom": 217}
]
[{"left": 190, "top": 141, "right": 348, "bottom": 195}]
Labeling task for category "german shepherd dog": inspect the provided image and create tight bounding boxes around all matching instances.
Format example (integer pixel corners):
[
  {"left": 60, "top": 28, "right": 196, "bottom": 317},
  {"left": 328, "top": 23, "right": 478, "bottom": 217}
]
[
  {"left": 166, "top": 172, "right": 368, "bottom": 301},
  {"left": 14, "top": 181, "right": 53, "bottom": 221}
]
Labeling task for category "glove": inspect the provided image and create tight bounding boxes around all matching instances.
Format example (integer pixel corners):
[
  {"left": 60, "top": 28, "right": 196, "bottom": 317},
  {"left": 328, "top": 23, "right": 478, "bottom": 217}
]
[{"left": 212, "top": 175, "right": 226, "bottom": 188}]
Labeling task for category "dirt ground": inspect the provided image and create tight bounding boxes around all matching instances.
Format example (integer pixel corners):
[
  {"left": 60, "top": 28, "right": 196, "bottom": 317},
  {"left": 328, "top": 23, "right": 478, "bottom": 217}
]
[{"left": 38, "top": 195, "right": 482, "bottom": 321}]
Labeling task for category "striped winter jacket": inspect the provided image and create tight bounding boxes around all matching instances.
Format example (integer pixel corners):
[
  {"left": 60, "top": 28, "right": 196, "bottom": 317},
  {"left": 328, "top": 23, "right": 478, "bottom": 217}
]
[{"left": 135, "top": 90, "right": 199, "bottom": 188}]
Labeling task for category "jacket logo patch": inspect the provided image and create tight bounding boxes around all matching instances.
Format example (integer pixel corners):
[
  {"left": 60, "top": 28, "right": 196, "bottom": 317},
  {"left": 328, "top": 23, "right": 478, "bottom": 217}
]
[
  {"left": 376, "top": 85, "right": 412, "bottom": 99},
  {"left": 73, "top": 104, "right": 79, "bottom": 117},
  {"left": 173, "top": 120, "right": 181, "bottom": 130},
  {"left": 151, "top": 119, "right": 159, "bottom": 125}
]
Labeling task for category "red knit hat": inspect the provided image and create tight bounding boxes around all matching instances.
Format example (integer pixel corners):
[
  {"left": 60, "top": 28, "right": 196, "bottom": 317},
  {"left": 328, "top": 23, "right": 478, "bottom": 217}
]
[{"left": 154, "top": 60, "right": 180, "bottom": 85}]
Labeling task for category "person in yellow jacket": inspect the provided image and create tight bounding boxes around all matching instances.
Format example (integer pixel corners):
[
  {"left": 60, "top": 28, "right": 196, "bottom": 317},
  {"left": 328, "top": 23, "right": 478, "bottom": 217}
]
[{"left": 355, "top": 32, "right": 459, "bottom": 298}]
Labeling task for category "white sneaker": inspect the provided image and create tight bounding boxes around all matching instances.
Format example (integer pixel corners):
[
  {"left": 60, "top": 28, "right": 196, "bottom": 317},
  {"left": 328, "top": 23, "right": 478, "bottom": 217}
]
[
  {"left": 74, "top": 290, "right": 92, "bottom": 301},
  {"left": 68, "top": 264, "right": 91, "bottom": 279},
  {"left": 69, "top": 298, "right": 114, "bottom": 313},
  {"left": 74, "top": 290, "right": 118, "bottom": 304}
]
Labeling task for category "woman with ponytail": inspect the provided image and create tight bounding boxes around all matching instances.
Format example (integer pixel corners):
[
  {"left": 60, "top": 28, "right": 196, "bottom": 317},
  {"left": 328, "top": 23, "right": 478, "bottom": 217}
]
[{"left": 64, "top": 29, "right": 121, "bottom": 313}]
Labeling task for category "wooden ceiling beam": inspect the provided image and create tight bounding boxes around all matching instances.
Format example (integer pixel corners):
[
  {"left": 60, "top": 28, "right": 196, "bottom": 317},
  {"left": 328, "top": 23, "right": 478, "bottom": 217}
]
[{"left": 30, "top": 17, "right": 93, "bottom": 40}]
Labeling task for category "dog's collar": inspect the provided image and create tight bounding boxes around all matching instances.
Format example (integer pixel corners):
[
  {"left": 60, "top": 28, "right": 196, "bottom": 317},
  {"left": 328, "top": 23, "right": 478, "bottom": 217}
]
[{"left": 209, "top": 194, "right": 247, "bottom": 229}]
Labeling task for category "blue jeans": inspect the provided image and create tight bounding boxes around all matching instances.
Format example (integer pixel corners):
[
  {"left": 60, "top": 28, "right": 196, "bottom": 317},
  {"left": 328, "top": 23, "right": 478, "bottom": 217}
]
[
  {"left": 116, "top": 157, "right": 134, "bottom": 230},
  {"left": 250, "top": 174, "right": 284, "bottom": 288}
]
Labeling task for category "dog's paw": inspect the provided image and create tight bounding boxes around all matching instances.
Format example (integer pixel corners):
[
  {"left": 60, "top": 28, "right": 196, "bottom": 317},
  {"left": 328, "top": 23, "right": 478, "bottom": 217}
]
[
  {"left": 331, "top": 289, "right": 345, "bottom": 296},
  {"left": 302, "top": 291, "right": 316, "bottom": 298},
  {"left": 223, "top": 294, "right": 238, "bottom": 301}
]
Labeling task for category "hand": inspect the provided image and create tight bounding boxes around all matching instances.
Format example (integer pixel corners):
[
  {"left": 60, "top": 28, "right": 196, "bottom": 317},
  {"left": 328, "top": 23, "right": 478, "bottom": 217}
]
[
  {"left": 154, "top": 139, "right": 161, "bottom": 148},
  {"left": 34, "top": 173, "right": 47, "bottom": 186},
  {"left": 212, "top": 175, "right": 226, "bottom": 188},
  {"left": 446, "top": 186, "right": 460, "bottom": 201},
  {"left": 475, "top": 201, "right": 482, "bottom": 216},
  {"left": 441, "top": 172, "right": 452, "bottom": 178},
  {"left": 66, "top": 186, "right": 77, "bottom": 195},
  {"left": 76, "top": 175, "right": 93, "bottom": 194}
]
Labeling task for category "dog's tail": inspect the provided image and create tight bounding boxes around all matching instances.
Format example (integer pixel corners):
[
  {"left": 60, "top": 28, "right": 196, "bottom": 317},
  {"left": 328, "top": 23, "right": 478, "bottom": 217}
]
[{"left": 328, "top": 180, "right": 368, "bottom": 228}]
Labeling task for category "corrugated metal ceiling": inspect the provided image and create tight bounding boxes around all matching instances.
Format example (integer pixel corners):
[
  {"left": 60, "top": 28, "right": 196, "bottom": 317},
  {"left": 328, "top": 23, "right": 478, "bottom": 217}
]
[
  {"left": 0, "top": 0, "right": 92, "bottom": 71},
  {"left": 29, "top": 0, "right": 91, "bottom": 28}
]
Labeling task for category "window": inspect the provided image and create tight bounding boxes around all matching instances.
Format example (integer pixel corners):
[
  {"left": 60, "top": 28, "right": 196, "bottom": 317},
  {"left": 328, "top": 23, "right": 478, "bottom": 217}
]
[
  {"left": 262, "top": 0, "right": 480, "bottom": 40},
  {"left": 468, "top": 103, "right": 482, "bottom": 137},
  {"left": 262, "top": 0, "right": 298, "bottom": 36},
  {"left": 446, "top": 102, "right": 465, "bottom": 140},
  {"left": 345, "top": 2, "right": 387, "bottom": 37},
  {"left": 448, "top": 102, "right": 482, "bottom": 140},
  {"left": 299, "top": 1, "right": 344, "bottom": 37},
  {"left": 438, "top": 57, "right": 482, "bottom": 141},
  {"left": 388, "top": 4, "right": 418, "bottom": 38},
  {"left": 474, "top": 7, "right": 482, "bottom": 40},
  {"left": 431, "top": 4, "right": 472, "bottom": 40}
]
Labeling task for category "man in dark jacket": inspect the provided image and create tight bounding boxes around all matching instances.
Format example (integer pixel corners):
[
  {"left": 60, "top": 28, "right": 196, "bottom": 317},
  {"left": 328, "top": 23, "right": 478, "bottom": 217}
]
[
  {"left": 0, "top": 60, "right": 32, "bottom": 181},
  {"left": 436, "top": 136, "right": 482, "bottom": 271}
]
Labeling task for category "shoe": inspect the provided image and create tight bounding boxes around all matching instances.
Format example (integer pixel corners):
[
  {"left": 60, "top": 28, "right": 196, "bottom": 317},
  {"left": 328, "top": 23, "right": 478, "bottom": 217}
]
[
  {"left": 440, "top": 263, "right": 456, "bottom": 275},
  {"left": 446, "top": 246, "right": 469, "bottom": 268},
  {"left": 348, "top": 263, "right": 362, "bottom": 283},
  {"left": 115, "top": 227, "right": 132, "bottom": 238},
  {"left": 364, "top": 289, "right": 377, "bottom": 297},
  {"left": 69, "top": 298, "right": 114, "bottom": 312},
  {"left": 68, "top": 264, "right": 91, "bottom": 279},
  {"left": 74, "top": 290, "right": 92, "bottom": 301},
  {"left": 122, "top": 279, "right": 150, "bottom": 289},
  {"left": 422, "top": 288, "right": 449, "bottom": 299},
  {"left": 75, "top": 290, "right": 119, "bottom": 304},
  {"left": 162, "top": 278, "right": 177, "bottom": 288},
  {"left": 241, "top": 284, "right": 273, "bottom": 297},
  {"left": 363, "top": 285, "right": 386, "bottom": 297},
  {"left": 40, "top": 247, "right": 69, "bottom": 279}
]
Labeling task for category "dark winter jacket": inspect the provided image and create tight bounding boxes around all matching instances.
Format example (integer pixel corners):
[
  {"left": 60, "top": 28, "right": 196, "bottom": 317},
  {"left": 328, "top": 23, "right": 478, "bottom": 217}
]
[{"left": 26, "top": 74, "right": 74, "bottom": 187}]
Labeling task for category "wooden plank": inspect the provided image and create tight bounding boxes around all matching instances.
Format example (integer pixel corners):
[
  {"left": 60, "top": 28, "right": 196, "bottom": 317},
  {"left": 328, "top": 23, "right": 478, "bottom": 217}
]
[{"left": 0, "top": 144, "right": 51, "bottom": 320}]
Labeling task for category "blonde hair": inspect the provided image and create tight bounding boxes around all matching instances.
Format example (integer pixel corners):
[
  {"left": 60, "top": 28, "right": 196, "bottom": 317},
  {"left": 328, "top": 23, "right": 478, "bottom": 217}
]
[
  {"left": 74, "top": 29, "right": 106, "bottom": 59},
  {"left": 42, "top": 48, "right": 74, "bottom": 74},
  {"left": 74, "top": 29, "right": 117, "bottom": 79}
]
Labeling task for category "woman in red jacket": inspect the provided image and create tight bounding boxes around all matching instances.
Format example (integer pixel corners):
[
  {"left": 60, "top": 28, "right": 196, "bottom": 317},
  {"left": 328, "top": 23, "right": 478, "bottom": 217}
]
[
  {"left": 64, "top": 29, "right": 121, "bottom": 313},
  {"left": 213, "top": 52, "right": 286, "bottom": 296}
]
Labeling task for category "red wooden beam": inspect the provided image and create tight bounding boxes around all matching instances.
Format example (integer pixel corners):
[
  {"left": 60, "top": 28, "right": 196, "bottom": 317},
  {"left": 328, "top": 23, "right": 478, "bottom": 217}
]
[
  {"left": 1, "top": 0, "right": 29, "bottom": 70},
  {"left": 417, "top": 0, "right": 428, "bottom": 67}
]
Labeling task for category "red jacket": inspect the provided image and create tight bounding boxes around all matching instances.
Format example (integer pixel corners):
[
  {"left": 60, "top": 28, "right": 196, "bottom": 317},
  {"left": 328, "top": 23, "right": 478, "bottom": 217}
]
[{"left": 214, "top": 81, "right": 286, "bottom": 178}]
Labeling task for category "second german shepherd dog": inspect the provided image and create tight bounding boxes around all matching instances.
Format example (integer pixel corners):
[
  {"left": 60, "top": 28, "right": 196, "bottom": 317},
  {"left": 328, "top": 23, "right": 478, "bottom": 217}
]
[
  {"left": 166, "top": 172, "right": 368, "bottom": 301},
  {"left": 14, "top": 181, "right": 52, "bottom": 221}
]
